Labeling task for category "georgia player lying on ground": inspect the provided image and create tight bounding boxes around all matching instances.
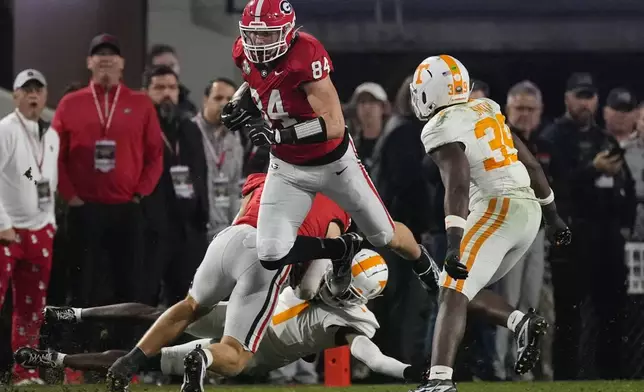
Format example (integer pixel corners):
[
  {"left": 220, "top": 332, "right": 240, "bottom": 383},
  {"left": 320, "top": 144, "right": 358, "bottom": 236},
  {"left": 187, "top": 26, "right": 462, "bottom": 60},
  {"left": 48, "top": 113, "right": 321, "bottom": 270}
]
[
  {"left": 105, "top": 172, "right": 423, "bottom": 392},
  {"left": 220, "top": 0, "right": 436, "bottom": 298},
  {"left": 16, "top": 250, "right": 424, "bottom": 384},
  {"left": 407, "top": 55, "right": 571, "bottom": 392}
]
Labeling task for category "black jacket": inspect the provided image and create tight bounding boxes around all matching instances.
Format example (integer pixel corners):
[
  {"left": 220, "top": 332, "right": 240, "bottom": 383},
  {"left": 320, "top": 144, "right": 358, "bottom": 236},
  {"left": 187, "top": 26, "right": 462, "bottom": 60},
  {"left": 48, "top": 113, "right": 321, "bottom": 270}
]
[
  {"left": 540, "top": 116, "right": 636, "bottom": 229},
  {"left": 371, "top": 115, "right": 432, "bottom": 239},
  {"left": 143, "top": 116, "right": 209, "bottom": 235},
  {"left": 178, "top": 85, "right": 198, "bottom": 119}
]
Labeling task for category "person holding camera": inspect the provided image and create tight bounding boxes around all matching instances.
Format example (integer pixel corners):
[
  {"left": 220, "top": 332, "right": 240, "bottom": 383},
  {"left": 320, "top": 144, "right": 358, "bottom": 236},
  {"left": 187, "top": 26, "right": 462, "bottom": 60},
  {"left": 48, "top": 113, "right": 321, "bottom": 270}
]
[{"left": 540, "top": 73, "right": 636, "bottom": 380}]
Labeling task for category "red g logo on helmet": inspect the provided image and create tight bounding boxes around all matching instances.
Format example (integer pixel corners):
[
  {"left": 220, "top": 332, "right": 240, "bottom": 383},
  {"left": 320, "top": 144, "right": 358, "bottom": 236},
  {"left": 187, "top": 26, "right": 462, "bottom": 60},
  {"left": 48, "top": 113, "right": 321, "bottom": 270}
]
[
  {"left": 239, "top": 0, "right": 297, "bottom": 63},
  {"left": 280, "top": 1, "right": 292, "bottom": 14}
]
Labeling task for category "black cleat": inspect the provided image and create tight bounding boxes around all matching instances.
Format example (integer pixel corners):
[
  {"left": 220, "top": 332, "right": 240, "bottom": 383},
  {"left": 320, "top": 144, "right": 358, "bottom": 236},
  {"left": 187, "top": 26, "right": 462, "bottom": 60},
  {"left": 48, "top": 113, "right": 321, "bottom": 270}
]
[
  {"left": 181, "top": 348, "right": 208, "bottom": 392},
  {"left": 409, "top": 378, "right": 457, "bottom": 392},
  {"left": 327, "top": 233, "right": 363, "bottom": 296},
  {"left": 43, "top": 306, "right": 78, "bottom": 324},
  {"left": 514, "top": 308, "right": 548, "bottom": 375},
  {"left": 14, "top": 347, "right": 59, "bottom": 369},
  {"left": 106, "top": 370, "right": 129, "bottom": 392},
  {"left": 413, "top": 245, "right": 440, "bottom": 293}
]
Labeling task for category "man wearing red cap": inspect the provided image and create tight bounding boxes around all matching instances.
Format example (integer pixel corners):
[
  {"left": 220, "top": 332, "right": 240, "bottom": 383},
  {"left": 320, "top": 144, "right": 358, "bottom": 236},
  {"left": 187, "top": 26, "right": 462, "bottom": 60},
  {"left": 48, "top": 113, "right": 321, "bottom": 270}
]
[{"left": 52, "top": 34, "right": 163, "bottom": 349}]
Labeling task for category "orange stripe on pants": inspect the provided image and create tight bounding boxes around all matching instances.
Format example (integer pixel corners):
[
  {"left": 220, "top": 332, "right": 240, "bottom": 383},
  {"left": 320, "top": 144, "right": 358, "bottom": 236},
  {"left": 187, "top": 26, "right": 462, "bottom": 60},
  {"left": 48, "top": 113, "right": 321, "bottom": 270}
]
[
  {"left": 455, "top": 198, "right": 510, "bottom": 293},
  {"left": 443, "top": 198, "right": 498, "bottom": 288}
]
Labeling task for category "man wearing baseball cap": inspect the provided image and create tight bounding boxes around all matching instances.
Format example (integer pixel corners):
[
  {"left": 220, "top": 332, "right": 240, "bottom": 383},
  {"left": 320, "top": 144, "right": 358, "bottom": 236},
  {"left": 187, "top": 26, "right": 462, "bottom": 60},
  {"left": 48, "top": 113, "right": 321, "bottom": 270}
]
[
  {"left": 0, "top": 69, "right": 58, "bottom": 385},
  {"left": 604, "top": 87, "right": 638, "bottom": 143},
  {"left": 348, "top": 82, "right": 390, "bottom": 168},
  {"left": 540, "top": 73, "right": 636, "bottom": 380},
  {"left": 52, "top": 33, "right": 163, "bottom": 354}
]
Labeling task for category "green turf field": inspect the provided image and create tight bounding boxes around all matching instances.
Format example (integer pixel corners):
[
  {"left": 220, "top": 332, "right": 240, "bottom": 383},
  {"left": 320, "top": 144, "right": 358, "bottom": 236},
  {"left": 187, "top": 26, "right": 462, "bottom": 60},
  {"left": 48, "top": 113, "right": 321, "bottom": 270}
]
[{"left": 6, "top": 382, "right": 644, "bottom": 392}]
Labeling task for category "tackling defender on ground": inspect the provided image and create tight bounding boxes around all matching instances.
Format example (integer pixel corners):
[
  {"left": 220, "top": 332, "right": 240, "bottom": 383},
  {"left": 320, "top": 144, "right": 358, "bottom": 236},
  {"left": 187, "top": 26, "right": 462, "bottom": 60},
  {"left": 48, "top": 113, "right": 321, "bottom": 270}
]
[{"left": 16, "top": 250, "right": 425, "bottom": 385}]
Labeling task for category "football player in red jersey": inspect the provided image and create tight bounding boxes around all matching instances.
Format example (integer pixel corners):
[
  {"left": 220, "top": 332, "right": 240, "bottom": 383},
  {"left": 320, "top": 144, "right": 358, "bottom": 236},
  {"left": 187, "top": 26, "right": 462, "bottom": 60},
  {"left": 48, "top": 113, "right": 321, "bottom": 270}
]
[
  {"left": 103, "top": 169, "right": 385, "bottom": 392},
  {"left": 222, "top": 0, "right": 436, "bottom": 297}
]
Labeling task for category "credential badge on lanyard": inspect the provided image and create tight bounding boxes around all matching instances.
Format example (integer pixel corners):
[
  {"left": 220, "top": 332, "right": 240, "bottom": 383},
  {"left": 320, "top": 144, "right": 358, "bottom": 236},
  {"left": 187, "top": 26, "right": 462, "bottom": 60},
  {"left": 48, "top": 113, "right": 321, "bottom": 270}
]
[
  {"left": 91, "top": 82, "right": 121, "bottom": 173},
  {"left": 15, "top": 111, "right": 51, "bottom": 210}
]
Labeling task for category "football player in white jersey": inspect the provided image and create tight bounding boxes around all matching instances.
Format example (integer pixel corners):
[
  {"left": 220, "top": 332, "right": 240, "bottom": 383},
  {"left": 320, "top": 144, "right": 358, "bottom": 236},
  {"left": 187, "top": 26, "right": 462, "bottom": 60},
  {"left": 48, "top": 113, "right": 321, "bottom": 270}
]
[
  {"left": 15, "top": 250, "right": 425, "bottom": 384},
  {"left": 408, "top": 55, "right": 571, "bottom": 392}
]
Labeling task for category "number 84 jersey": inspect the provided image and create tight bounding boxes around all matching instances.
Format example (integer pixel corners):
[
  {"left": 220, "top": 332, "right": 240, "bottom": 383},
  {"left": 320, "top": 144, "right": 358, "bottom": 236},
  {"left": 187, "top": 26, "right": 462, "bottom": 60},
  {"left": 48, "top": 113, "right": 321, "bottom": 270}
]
[
  {"left": 421, "top": 98, "right": 535, "bottom": 209},
  {"left": 232, "top": 32, "right": 342, "bottom": 165}
]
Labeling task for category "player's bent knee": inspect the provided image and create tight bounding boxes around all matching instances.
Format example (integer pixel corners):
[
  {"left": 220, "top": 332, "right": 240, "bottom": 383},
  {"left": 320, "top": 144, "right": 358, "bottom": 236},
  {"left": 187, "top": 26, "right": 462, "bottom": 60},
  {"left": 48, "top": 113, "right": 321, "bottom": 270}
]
[
  {"left": 366, "top": 229, "right": 393, "bottom": 248},
  {"left": 257, "top": 238, "right": 291, "bottom": 263}
]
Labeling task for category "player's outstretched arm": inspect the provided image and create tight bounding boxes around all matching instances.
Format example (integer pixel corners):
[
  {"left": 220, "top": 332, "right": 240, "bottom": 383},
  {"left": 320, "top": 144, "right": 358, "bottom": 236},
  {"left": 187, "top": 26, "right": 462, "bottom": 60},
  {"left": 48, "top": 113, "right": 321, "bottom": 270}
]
[
  {"left": 513, "top": 134, "right": 571, "bottom": 246},
  {"left": 342, "top": 331, "right": 421, "bottom": 382},
  {"left": 429, "top": 142, "right": 470, "bottom": 280}
]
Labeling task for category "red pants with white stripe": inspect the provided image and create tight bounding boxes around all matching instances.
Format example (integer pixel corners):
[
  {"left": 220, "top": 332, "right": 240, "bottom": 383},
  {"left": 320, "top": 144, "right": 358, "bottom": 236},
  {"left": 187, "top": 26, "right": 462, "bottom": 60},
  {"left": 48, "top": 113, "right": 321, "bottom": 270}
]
[{"left": 0, "top": 224, "right": 54, "bottom": 381}]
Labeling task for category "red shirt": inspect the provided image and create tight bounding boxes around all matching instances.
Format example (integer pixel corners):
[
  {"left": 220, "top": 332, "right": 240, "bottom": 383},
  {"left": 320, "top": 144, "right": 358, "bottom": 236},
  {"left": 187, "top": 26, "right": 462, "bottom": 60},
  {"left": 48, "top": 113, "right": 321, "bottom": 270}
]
[
  {"left": 232, "top": 33, "right": 343, "bottom": 165},
  {"left": 235, "top": 173, "right": 350, "bottom": 236},
  {"left": 53, "top": 83, "right": 163, "bottom": 204}
]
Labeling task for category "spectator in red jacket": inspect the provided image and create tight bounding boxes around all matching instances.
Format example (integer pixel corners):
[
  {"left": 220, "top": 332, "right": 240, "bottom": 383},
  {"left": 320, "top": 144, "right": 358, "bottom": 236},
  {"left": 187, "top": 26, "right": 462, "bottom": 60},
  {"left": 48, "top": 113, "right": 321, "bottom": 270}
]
[{"left": 51, "top": 33, "right": 163, "bottom": 353}]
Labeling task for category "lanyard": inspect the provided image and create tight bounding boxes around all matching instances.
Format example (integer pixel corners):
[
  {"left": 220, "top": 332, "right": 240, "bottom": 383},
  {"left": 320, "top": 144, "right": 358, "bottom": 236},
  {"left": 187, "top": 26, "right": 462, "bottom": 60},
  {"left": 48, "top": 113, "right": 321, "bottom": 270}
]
[
  {"left": 15, "top": 110, "right": 45, "bottom": 173},
  {"left": 161, "top": 132, "right": 180, "bottom": 158},
  {"left": 198, "top": 124, "right": 227, "bottom": 171},
  {"left": 91, "top": 82, "right": 121, "bottom": 137}
]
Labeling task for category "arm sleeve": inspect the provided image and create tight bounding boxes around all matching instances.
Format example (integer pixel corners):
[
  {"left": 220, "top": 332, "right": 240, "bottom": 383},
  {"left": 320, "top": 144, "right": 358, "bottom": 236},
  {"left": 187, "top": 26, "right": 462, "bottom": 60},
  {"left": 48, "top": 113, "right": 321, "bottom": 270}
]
[
  {"left": 52, "top": 99, "right": 77, "bottom": 201},
  {"left": 0, "top": 125, "right": 13, "bottom": 230},
  {"left": 134, "top": 99, "right": 164, "bottom": 196},
  {"left": 350, "top": 335, "right": 409, "bottom": 380}
]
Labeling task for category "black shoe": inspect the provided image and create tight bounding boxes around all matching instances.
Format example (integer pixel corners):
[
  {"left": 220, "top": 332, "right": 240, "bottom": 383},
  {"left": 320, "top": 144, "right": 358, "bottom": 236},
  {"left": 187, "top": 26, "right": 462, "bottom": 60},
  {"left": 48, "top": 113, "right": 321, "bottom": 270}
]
[
  {"left": 328, "top": 233, "right": 363, "bottom": 296},
  {"left": 409, "top": 378, "right": 457, "bottom": 392},
  {"left": 14, "top": 347, "right": 59, "bottom": 369},
  {"left": 514, "top": 308, "right": 548, "bottom": 375},
  {"left": 413, "top": 245, "right": 440, "bottom": 293},
  {"left": 106, "top": 370, "right": 130, "bottom": 392},
  {"left": 43, "top": 306, "right": 78, "bottom": 324},
  {"left": 181, "top": 348, "right": 208, "bottom": 392}
]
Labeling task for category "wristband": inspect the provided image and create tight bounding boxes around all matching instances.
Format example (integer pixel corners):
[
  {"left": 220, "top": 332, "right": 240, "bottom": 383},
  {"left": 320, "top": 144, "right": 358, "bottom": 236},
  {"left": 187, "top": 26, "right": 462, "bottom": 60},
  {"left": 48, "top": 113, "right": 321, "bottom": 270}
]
[
  {"left": 445, "top": 215, "right": 467, "bottom": 229},
  {"left": 537, "top": 189, "right": 555, "bottom": 206},
  {"left": 279, "top": 117, "right": 328, "bottom": 144}
]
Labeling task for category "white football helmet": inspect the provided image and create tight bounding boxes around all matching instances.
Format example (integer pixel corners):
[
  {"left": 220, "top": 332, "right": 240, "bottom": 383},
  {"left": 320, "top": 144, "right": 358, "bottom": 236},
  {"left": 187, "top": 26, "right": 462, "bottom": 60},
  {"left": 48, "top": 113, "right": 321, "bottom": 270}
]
[
  {"left": 409, "top": 54, "right": 471, "bottom": 121},
  {"left": 319, "top": 249, "right": 388, "bottom": 309}
]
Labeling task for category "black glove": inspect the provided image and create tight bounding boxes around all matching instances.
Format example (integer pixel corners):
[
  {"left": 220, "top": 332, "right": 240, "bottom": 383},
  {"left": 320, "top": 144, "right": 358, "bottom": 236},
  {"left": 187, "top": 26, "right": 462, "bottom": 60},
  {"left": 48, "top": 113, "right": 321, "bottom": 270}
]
[
  {"left": 542, "top": 202, "right": 572, "bottom": 247},
  {"left": 444, "top": 247, "right": 469, "bottom": 280},
  {"left": 244, "top": 117, "right": 278, "bottom": 146},
  {"left": 545, "top": 216, "right": 572, "bottom": 247},
  {"left": 221, "top": 101, "right": 254, "bottom": 132}
]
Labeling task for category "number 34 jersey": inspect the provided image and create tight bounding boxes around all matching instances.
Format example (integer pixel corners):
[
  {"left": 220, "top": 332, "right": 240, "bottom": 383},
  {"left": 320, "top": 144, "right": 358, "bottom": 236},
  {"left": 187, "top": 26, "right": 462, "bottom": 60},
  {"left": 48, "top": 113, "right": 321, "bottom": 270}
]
[
  {"left": 421, "top": 98, "right": 535, "bottom": 209},
  {"left": 232, "top": 32, "right": 342, "bottom": 165}
]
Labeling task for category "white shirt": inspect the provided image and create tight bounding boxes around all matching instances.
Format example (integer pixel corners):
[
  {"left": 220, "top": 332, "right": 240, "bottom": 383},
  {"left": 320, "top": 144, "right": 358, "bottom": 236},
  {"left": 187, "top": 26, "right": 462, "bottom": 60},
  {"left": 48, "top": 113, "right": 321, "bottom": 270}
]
[
  {"left": 0, "top": 110, "right": 59, "bottom": 231},
  {"left": 185, "top": 287, "right": 379, "bottom": 375},
  {"left": 421, "top": 98, "right": 535, "bottom": 209}
]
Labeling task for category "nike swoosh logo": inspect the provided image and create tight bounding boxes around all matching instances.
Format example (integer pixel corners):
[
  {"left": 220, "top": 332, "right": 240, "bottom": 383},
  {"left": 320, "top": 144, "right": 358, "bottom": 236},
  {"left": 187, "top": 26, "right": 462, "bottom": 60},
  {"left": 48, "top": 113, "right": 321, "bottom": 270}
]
[
  {"left": 275, "top": 70, "right": 283, "bottom": 76},
  {"left": 335, "top": 167, "right": 348, "bottom": 175}
]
